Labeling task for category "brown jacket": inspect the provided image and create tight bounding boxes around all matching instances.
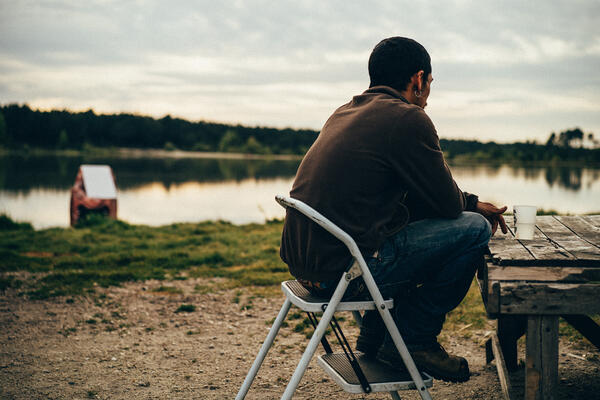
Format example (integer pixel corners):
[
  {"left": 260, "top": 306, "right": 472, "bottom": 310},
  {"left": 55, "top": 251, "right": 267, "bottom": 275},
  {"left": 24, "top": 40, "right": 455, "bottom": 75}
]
[{"left": 280, "top": 86, "right": 478, "bottom": 282}]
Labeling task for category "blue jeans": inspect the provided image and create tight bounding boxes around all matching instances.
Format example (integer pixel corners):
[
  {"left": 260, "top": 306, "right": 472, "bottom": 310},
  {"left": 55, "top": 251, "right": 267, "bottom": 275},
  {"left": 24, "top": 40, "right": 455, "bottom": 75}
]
[{"left": 363, "top": 211, "right": 492, "bottom": 350}]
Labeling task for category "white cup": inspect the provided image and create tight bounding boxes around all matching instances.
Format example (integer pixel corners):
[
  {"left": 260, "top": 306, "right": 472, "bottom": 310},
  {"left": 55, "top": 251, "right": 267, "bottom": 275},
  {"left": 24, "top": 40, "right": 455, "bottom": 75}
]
[
  {"left": 513, "top": 205, "right": 537, "bottom": 239},
  {"left": 514, "top": 223, "right": 535, "bottom": 240}
]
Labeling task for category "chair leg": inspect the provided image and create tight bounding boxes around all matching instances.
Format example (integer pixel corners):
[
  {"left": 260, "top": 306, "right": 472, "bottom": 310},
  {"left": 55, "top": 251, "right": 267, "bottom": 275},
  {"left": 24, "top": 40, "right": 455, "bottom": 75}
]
[
  {"left": 280, "top": 275, "right": 350, "bottom": 400},
  {"left": 235, "top": 298, "right": 292, "bottom": 400},
  {"left": 359, "top": 271, "right": 433, "bottom": 400},
  {"left": 379, "top": 307, "right": 433, "bottom": 400},
  {"left": 390, "top": 391, "right": 402, "bottom": 400}
]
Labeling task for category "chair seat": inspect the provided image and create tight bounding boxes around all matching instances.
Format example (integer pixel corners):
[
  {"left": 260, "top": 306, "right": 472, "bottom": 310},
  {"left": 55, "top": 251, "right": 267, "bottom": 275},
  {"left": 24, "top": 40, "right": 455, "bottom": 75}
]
[
  {"left": 282, "top": 280, "right": 394, "bottom": 312},
  {"left": 317, "top": 353, "right": 433, "bottom": 394}
]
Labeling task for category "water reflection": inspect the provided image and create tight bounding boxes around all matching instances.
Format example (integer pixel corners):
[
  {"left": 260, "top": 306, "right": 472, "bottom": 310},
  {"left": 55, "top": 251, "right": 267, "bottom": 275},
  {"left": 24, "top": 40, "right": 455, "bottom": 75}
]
[
  {"left": 450, "top": 163, "right": 594, "bottom": 191},
  {"left": 544, "top": 167, "right": 584, "bottom": 191},
  {"left": 0, "top": 154, "right": 599, "bottom": 229},
  {"left": 0, "top": 154, "right": 301, "bottom": 193},
  {"left": 450, "top": 163, "right": 600, "bottom": 214}
]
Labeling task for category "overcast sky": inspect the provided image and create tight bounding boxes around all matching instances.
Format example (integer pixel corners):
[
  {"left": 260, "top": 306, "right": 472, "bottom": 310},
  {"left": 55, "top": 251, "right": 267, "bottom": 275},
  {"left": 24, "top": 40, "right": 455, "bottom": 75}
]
[{"left": 1, "top": 0, "right": 599, "bottom": 143}]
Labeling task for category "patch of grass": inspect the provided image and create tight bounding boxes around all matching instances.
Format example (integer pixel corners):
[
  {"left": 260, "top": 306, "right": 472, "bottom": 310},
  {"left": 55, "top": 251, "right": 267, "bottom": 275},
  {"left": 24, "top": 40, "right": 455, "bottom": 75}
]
[
  {"left": 152, "top": 285, "right": 183, "bottom": 295},
  {"left": 58, "top": 327, "right": 77, "bottom": 336},
  {"left": 0, "top": 216, "right": 291, "bottom": 298},
  {"left": 175, "top": 304, "right": 196, "bottom": 313},
  {"left": 232, "top": 290, "right": 242, "bottom": 304},
  {"left": 293, "top": 317, "right": 312, "bottom": 333},
  {"left": 444, "top": 278, "right": 487, "bottom": 332},
  {"left": 0, "top": 214, "right": 33, "bottom": 231},
  {"left": 193, "top": 283, "right": 214, "bottom": 294},
  {"left": 0, "top": 276, "right": 22, "bottom": 292},
  {"left": 111, "top": 311, "right": 125, "bottom": 319}
]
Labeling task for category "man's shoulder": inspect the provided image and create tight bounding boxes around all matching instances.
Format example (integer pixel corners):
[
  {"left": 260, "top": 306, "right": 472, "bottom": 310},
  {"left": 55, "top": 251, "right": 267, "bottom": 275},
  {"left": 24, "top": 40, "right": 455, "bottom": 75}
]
[
  {"left": 335, "top": 91, "right": 422, "bottom": 121},
  {"left": 370, "top": 99, "right": 434, "bottom": 135}
]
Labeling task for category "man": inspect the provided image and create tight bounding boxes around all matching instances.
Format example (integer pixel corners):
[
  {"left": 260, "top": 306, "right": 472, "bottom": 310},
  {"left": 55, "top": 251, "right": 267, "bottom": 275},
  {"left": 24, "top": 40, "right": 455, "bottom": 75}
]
[{"left": 280, "top": 37, "right": 507, "bottom": 382}]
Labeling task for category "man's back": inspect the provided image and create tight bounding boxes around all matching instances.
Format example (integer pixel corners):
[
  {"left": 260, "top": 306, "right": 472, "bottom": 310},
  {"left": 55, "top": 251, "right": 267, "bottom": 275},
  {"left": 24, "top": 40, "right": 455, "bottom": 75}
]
[{"left": 281, "top": 85, "right": 469, "bottom": 282}]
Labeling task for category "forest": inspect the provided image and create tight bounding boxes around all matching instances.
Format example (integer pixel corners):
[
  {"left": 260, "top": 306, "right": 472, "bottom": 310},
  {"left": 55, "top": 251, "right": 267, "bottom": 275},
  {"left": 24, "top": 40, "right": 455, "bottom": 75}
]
[{"left": 1, "top": 104, "right": 599, "bottom": 164}]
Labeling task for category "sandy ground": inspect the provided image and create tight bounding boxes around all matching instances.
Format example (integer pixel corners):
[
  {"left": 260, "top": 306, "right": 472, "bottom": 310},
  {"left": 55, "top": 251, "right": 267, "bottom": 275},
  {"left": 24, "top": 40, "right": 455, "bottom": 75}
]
[{"left": 1, "top": 277, "right": 599, "bottom": 399}]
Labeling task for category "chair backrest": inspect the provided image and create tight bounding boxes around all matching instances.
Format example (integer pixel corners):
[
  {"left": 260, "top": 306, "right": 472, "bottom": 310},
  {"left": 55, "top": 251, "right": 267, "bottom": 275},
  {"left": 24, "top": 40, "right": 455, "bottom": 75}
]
[{"left": 275, "top": 195, "right": 368, "bottom": 274}]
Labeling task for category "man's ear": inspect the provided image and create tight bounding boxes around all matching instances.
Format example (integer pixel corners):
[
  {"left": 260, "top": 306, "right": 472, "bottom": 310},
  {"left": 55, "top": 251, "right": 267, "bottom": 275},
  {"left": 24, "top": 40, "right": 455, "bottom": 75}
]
[{"left": 412, "top": 70, "right": 425, "bottom": 91}]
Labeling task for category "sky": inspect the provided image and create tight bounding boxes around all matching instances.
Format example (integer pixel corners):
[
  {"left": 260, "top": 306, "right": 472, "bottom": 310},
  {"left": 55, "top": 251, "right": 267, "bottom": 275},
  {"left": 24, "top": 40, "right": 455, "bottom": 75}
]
[{"left": 1, "top": 0, "right": 599, "bottom": 143}]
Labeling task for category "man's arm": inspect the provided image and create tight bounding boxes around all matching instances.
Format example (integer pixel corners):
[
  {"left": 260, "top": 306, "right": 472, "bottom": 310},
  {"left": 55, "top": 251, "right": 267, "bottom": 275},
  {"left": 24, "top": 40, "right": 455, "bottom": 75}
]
[
  {"left": 390, "top": 108, "right": 508, "bottom": 234},
  {"left": 390, "top": 108, "right": 471, "bottom": 218}
]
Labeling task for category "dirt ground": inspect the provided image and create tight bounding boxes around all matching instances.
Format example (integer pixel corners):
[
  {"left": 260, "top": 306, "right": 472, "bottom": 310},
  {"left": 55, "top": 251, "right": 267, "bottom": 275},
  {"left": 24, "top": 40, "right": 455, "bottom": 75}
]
[{"left": 1, "top": 277, "right": 599, "bottom": 399}]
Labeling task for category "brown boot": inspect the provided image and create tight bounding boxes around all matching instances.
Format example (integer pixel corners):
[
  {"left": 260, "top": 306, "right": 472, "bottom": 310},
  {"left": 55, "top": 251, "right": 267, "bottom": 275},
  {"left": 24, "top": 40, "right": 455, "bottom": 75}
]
[{"left": 377, "top": 343, "right": 470, "bottom": 383}]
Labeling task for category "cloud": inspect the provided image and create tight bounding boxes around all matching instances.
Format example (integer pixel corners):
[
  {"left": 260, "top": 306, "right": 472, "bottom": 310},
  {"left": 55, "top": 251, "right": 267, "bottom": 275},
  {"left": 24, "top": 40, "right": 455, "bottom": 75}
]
[{"left": 1, "top": 0, "right": 599, "bottom": 142}]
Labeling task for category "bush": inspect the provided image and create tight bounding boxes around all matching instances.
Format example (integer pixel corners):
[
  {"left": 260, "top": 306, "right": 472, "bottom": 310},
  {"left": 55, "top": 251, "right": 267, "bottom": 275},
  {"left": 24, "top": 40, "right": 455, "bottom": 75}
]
[{"left": 0, "top": 214, "right": 33, "bottom": 231}]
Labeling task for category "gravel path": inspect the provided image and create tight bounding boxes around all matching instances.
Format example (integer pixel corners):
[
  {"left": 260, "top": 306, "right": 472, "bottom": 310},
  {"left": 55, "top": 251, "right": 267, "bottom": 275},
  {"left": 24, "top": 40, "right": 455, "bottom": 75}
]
[{"left": 1, "top": 278, "right": 598, "bottom": 399}]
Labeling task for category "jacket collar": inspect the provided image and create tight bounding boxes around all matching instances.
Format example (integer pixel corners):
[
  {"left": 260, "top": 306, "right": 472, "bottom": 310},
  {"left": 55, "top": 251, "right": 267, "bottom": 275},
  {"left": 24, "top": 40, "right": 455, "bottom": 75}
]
[{"left": 363, "top": 85, "right": 410, "bottom": 104}]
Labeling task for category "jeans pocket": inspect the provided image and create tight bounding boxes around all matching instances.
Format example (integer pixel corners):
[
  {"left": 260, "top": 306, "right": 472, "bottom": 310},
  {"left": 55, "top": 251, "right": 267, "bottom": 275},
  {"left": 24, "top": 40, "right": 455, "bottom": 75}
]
[
  {"left": 378, "top": 280, "right": 412, "bottom": 299},
  {"left": 378, "top": 238, "right": 396, "bottom": 264}
]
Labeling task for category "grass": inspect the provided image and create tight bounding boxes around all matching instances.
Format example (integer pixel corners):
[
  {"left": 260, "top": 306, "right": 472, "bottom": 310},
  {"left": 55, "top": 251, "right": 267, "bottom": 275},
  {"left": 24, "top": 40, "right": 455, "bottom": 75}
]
[
  {"left": 152, "top": 285, "right": 183, "bottom": 294},
  {"left": 0, "top": 213, "right": 290, "bottom": 299},
  {"left": 175, "top": 304, "right": 196, "bottom": 313},
  {"left": 444, "top": 279, "right": 488, "bottom": 332}
]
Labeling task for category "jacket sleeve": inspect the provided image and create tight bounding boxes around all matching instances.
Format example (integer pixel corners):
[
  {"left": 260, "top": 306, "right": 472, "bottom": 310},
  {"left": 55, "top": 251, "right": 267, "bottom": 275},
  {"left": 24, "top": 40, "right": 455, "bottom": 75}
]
[{"left": 389, "top": 108, "right": 478, "bottom": 218}]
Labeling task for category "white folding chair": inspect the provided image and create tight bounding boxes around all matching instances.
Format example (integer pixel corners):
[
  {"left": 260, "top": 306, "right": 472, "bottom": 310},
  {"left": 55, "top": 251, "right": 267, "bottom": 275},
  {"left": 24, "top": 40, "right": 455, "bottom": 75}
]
[{"left": 236, "top": 195, "right": 433, "bottom": 400}]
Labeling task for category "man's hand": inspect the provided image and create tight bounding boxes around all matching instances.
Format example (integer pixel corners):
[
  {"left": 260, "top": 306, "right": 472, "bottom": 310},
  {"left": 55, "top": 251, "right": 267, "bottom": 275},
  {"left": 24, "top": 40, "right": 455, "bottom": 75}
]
[{"left": 476, "top": 201, "right": 508, "bottom": 235}]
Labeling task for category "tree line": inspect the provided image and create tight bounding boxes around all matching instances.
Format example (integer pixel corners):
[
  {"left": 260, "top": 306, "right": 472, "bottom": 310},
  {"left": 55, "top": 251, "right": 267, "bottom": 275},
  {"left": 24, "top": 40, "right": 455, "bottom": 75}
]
[
  {"left": 0, "top": 104, "right": 598, "bottom": 163},
  {"left": 441, "top": 127, "right": 600, "bottom": 164},
  {"left": 0, "top": 104, "right": 317, "bottom": 155}
]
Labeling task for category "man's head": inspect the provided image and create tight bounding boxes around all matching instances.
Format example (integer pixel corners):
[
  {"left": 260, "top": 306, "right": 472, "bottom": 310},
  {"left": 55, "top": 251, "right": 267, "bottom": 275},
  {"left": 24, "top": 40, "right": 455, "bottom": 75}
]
[{"left": 368, "top": 37, "right": 432, "bottom": 93}]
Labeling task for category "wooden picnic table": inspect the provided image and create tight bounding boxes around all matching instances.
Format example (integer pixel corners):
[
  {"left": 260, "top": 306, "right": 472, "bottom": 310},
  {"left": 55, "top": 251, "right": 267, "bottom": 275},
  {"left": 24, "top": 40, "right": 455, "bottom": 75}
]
[{"left": 478, "top": 215, "right": 600, "bottom": 400}]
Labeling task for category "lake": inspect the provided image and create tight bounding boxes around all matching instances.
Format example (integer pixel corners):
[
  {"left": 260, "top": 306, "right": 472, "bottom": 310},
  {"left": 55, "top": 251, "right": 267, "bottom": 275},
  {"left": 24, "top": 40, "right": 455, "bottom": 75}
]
[{"left": 1, "top": 153, "right": 599, "bottom": 229}]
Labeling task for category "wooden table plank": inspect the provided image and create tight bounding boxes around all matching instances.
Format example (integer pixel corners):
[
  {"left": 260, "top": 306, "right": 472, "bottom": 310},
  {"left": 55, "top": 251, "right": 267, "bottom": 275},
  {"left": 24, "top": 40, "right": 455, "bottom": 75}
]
[
  {"left": 519, "top": 238, "right": 576, "bottom": 263},
  {"left": 535, "top": 216, "right": 600, "bottom": 262},
  {"left": 488, "top": 265, "right": 600, "bottom": 282},
  {"left": 488, "top": 237, "right": 536, "bottom": 265},
  {"left": 556, "top": 215, "right": 600, "bottom": 248},
  {"left": 584, "top": 215, "right": 600, "bottom": 227},
  {"left": 497, "top": 217, "right": 580, "bottom": 264},
  {"left": 494, "top": 282, "right": 600, "bottom": 314}
]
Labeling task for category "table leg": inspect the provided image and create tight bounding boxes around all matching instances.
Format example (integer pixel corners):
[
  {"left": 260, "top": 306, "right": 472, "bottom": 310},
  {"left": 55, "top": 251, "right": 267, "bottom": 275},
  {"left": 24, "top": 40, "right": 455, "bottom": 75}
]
[
  {"left": 525, "top": 316, "right": 558, "bottom": 400},
  {"left": 497, "top": 315, "right": 526, "bottom": 371}
]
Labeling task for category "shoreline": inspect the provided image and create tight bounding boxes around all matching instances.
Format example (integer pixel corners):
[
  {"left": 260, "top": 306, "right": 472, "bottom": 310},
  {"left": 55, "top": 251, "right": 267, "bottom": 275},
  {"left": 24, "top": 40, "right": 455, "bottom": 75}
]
[
  {"left": 2, "top": 147, "right": 599, "bottom": 167},
  {"left": 0, "top": 147, "right": 303, "bottom": 161}
]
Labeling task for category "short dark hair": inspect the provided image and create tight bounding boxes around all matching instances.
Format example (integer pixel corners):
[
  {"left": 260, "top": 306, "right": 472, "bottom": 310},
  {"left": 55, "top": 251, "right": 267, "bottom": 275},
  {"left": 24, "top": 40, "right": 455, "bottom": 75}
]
[{"left": 368, "top": 37, "right": 431, "bottom": 91}]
